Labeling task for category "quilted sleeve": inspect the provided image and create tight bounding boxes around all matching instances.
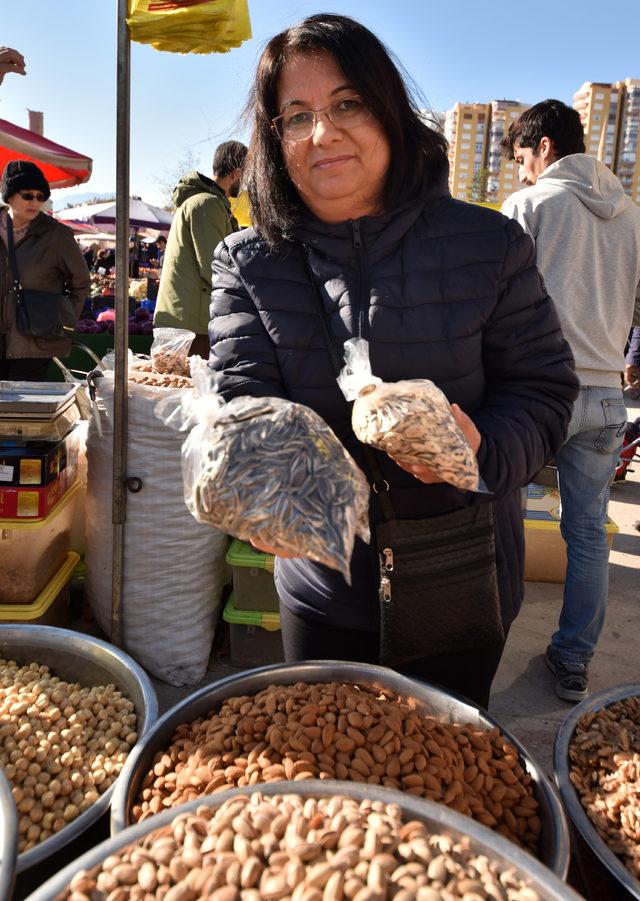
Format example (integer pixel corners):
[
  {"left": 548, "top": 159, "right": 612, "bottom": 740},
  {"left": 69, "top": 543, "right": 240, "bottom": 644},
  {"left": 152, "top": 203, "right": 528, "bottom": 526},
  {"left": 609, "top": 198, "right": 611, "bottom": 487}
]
[
  {"left": 473, "top": 219, "right": 579, "bottom": 496},
  {"left": 208, "top": 239, "right": 287, "bottom": 400}
]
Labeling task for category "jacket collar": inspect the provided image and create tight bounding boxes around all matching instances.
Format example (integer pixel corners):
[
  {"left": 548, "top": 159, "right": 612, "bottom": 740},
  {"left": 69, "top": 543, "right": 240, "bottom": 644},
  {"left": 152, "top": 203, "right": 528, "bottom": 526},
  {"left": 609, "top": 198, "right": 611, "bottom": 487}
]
[{"left": 293, "top": 159, "right": 450, "bottom": 264}]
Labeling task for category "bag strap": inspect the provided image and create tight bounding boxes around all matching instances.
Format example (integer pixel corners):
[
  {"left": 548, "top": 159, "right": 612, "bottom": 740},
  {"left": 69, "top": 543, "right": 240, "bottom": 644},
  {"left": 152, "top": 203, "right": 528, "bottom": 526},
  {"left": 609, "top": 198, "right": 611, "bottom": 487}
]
[
  {"left": 300, "top": 244, "right": 396, "bottom": 521},
  {"left": 5, "top": 215, "right": 24, "bottom": 294}
]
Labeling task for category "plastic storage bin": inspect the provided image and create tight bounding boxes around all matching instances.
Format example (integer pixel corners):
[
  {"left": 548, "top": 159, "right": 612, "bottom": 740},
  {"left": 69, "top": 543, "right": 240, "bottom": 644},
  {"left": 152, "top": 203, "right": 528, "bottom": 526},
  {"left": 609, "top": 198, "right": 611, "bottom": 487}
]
[
  {"left": 524, "top": 515, "right": 619, "bottom": 583},
  {"left": 223, "top": 593, "right": 283, "bottom": 668},
  {"left": 0, "top": 552, "right": 79, "bottom": 625},
  {"left": 0, "top": 481, "right": 82, "bottom": 603},
  {"left": 225, "top": 538, "right": 278, "bottom": 612}
]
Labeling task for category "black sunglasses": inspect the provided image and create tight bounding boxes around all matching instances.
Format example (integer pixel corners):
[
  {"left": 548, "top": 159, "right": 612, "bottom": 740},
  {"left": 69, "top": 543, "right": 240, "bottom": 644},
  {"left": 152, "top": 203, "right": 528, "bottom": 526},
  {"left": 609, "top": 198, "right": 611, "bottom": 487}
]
[{"left": 18, "top": 191, "right": 46, "bottom": 202}]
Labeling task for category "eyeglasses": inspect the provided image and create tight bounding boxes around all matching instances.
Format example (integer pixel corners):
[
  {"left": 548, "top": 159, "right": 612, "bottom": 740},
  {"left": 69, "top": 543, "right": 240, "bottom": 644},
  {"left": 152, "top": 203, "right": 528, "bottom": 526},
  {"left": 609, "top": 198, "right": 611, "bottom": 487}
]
[
  {"left": 271, "top": 97, "right": 372, "bottom": 143},
  {"left": 18, "top": 191, "right": 46, "bottom": 202}
]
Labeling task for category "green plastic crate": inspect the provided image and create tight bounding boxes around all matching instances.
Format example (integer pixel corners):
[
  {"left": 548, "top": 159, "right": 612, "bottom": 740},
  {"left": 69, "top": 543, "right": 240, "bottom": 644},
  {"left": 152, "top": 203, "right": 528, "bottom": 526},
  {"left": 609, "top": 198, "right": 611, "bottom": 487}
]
[
  {"left": 223, "top": 593, "right": 283, "bottom": 668},
  {"left": 225, "top": 538, "right": 279, "bottom": 612}
]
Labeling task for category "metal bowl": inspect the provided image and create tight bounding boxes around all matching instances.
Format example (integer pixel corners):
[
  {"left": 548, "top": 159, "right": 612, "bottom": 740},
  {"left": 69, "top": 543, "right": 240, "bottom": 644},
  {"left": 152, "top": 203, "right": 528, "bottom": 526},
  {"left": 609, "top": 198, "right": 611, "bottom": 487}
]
[
  {"left": 29, "top": 780, "right": 581, "bottom": 901},
  {"left": 0, "top": 624, "right": 158, "bottom": 874},
  {"left": 554, "top": 682, "right": 640, "bottom": 900},
  {"left": 111, "top": 660, "right": 569, "bottom": 877},
  {"left": 0, "top": 767, "right": 18, "bottom": 901}
]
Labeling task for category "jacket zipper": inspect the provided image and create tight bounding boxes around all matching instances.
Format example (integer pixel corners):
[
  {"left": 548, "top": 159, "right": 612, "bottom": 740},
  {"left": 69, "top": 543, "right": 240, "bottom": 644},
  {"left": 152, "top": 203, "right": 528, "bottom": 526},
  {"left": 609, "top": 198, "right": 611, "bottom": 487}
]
[
  {"left": 379, "top": 523, "right": 493, "bottom": 557},
  {"left": 351, "top": 220, "right": 368, "bottom": 340}
]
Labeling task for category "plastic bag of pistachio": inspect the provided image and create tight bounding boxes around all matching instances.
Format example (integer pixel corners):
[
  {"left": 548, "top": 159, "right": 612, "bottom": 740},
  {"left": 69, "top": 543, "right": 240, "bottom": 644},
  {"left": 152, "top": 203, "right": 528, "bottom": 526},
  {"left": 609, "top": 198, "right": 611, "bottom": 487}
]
[
  {"left": 156, "top": 358, "right": 370, "bottom": 582},
  {"left": 338, "top": 338, "right": 481, "bottom": 492}
]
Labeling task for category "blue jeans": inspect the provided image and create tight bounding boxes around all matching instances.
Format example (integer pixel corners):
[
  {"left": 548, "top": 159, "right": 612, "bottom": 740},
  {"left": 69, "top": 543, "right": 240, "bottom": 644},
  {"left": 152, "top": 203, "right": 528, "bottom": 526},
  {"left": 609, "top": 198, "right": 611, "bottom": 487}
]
[{"left": 551, "top": 386, "right": 627, "bottom": 665}]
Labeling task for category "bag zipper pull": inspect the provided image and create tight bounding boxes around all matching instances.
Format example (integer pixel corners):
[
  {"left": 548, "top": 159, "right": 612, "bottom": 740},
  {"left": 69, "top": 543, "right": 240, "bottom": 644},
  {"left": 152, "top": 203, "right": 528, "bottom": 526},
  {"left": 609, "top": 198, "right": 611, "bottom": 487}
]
[
  {"left": 381, "top": 547, "right": 394, "bottom": 572},
  {"left": 380, "top": 575, "right": 392, "bottom": 604}
]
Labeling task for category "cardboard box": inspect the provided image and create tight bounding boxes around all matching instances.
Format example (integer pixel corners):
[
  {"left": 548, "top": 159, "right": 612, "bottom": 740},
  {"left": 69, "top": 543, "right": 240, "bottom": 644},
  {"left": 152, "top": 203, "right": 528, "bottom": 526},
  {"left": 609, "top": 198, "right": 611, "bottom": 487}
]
[
  {"left": 0, "top": 427, "right": 79, "bottom": 487},
  {"left": 521, "top": 482, "right": 610, "bottom": 524},
  {"left": 0, "top": 464, "right": 77, "bottom": 519},
  {"left": 524, "top": 516, "right": 619, "bottom": 583}
]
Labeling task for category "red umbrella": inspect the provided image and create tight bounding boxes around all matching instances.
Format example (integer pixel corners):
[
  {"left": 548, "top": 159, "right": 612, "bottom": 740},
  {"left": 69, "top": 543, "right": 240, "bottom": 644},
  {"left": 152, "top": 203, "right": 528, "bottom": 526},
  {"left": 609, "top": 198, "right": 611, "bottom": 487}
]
[{"left": 0, "top": 117, "right": 92, "bottom": 188}]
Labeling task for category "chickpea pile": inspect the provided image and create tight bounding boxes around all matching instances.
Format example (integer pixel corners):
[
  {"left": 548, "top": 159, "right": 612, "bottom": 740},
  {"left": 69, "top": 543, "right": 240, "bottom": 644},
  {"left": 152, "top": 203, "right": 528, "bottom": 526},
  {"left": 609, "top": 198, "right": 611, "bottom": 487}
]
[
  {"left": 0, "top": 657, "right": 138, "bottom": 854},
  {"left": 134, "top": 682, "right": 541, "bottom": 855}
]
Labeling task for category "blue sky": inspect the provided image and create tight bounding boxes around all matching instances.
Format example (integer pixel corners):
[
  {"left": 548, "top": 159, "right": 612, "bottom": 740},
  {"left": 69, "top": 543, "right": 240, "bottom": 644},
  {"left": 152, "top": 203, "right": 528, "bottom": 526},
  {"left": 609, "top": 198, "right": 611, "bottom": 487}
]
[{"left": 2, "top": 1, "right": 639, "bottom": 209}]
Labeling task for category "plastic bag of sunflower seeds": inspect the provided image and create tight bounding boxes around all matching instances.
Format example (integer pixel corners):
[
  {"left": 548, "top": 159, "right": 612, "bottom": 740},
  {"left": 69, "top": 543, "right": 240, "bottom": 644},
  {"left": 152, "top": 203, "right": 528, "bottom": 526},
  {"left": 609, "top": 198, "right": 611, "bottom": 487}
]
[
  {"left": 156, "top": 357, "right": 371, "bottom": 582},
  {"left": 337, "top": 338, "right": 482, "bottom": 492}
]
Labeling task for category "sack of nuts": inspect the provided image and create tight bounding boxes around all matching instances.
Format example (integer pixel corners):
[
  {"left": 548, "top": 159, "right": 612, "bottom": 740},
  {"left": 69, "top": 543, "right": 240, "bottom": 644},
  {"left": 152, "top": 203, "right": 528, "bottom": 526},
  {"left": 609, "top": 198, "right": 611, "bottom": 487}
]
[
  {"left": 338, "top": 338, "right": 481, "bottom": 492},
  {"left": 150, "top": 327, "right": 195, "bottom": 377},
  {"left": 156, "top": 358, "right": 370, "bottom": 581}
]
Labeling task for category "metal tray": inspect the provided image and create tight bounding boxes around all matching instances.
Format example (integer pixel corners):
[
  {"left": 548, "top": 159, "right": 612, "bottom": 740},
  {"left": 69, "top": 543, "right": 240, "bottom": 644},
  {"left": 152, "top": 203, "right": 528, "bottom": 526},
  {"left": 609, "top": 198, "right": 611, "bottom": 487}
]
[
  {"left": 554, "top": 682, "right": 640, "bottom": 899},
  {"left": 0, "top": 767, "right": 18, "bottom": 901},
  {"left": 0, "top": 382, "right": 77, "bottom": 416},
  {"left": 110, "top": 660, "right": 570, "bottom": 877},
  {"left": 0, "top": 624, "right": 159, "bottom": 874},
  {"left": 28, "top": 780, "right": 581, "bottom": 901}
]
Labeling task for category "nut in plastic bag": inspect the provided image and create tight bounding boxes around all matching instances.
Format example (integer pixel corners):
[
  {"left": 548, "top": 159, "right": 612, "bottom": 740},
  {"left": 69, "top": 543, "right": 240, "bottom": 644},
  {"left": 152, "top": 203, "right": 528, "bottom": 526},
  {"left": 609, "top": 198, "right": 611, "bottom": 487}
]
[
  {"left": 339, "top": 338, "right": 481, "bottom": 492},
  {"left": 151, "top": 327, "right": 195, "bottom": 377},
  {"left": 156, "top": 358, "right": 370, "bottom": 582}
]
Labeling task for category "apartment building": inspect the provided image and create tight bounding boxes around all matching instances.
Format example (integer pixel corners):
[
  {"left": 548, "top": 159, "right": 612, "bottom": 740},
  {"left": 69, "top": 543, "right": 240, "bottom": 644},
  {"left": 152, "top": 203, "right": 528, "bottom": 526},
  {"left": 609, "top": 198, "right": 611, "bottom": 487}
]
[
  {"left": 486, "top": 100, "right": 530, "bottom": 204},
  {"left": 573, "top": 81, "right": 624, "bottom": 168},
  {"left": 444, "top": 102, "right": 491, "bottom": 200},
  {"left": 615, "top": 78, "right": 640, "bottom": 204}
]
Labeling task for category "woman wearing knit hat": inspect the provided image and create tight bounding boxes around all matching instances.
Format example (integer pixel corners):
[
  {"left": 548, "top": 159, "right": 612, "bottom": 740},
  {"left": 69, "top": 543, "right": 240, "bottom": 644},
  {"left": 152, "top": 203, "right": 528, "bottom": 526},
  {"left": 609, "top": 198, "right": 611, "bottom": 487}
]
[{"left": 0, "top": 160, "right": 91, "bottom": 380}]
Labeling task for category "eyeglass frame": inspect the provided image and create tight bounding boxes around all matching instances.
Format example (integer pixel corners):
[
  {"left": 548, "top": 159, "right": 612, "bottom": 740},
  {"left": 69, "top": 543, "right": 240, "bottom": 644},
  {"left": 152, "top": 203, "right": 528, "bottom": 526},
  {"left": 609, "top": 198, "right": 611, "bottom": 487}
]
[
  {"left": 271, "top": 97, "right": 372, "bottom": 143},
  {"left": 17, "top": 191, "right": 46, "bottom": 202}
]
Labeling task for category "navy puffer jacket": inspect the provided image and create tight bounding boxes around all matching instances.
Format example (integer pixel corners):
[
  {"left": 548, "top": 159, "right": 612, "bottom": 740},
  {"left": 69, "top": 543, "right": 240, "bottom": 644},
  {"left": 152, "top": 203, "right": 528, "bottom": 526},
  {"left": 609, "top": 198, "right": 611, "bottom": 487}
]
[{"left": 209, "top": 178, "right": 579, "bottom": 631}]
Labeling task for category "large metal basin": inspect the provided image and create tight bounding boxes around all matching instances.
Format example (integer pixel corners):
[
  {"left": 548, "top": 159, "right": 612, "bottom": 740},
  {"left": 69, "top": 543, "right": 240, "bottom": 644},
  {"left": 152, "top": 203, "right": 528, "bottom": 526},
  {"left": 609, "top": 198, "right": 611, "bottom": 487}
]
[
  {"left": 0, "top": 624, "right": 158, "bottom": 874},
  {"left": 29, "top": 780, "right": 581, "bottom": 901},
  {"left": 0, "top": 767, "right": 18, "bottom": 901},
  {"left": 554, "top": 682, "right": 640, "bottom": 900},
  {"left": 111, "top": 660, "right": 570, "bottom": 877}
]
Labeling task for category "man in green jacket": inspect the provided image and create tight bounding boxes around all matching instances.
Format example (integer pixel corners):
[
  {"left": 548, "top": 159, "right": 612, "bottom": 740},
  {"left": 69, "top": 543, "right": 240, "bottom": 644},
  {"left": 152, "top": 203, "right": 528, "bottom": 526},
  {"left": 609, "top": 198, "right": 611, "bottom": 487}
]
[{"left": 154, "top": 141, "right": 247, "bottom": 357}]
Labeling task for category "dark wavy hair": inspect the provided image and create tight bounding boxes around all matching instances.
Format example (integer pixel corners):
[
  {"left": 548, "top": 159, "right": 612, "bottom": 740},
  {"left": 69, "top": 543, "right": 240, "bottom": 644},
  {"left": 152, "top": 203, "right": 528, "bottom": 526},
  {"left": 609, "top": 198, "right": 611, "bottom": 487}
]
[
  {"left": 501, "top": 99, "right": 585, "bottom": 160},
  {"left": 244, "top": 13, "right": 449, "bottom": 246}
]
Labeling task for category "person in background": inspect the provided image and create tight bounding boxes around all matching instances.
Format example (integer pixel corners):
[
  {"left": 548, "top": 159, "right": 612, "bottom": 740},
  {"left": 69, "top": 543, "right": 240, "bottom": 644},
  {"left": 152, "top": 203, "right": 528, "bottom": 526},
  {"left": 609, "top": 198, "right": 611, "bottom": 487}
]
[
  {"left": 208, "top": 14, "right": 579, "bottom": 709},
  {"left": 626, "top": 326, "right": 640, "bottom": 399},
  {"left": 0, "top": 160, "right": 90, "bottom": 380},
  {"left": 94, "top": 247, "right": 115, "bottom": 273},
  {"left": 154, "top": 140, "right": 247, "bottom": 358},
  {"left": 501, "top": 99, "right": 640, "bottom": 702},
  {"left": 154, "top": 234, "right": 167, "bottom": 268},
  {"left": 0, "top": 46, "right": 25, "bottom": 86},
  {"left": 82, "top": 241, "right": 98, "bottom": 270}
]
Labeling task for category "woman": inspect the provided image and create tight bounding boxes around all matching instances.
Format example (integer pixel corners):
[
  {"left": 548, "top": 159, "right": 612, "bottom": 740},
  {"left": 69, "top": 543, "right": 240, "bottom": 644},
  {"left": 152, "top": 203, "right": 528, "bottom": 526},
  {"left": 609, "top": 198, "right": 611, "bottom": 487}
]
[
  {"left": 209, "top": 14, "right": 579, "bottom": 707},
  {"left": 0, "top": 160, "right": 90, "bottom": 380}
]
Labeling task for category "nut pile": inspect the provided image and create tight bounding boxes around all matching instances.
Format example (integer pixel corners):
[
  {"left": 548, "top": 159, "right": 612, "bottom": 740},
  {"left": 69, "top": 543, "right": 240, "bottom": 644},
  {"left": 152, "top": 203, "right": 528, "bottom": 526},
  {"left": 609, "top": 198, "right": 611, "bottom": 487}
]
[
  {"left": 351, "top": 381, "right": 480, "bottom": 492},
  {"left": 0, "top": 657, "right": 138, "bottom": 854},
  {"left": 190, "top": 398, "right": 370, "bottom": 581},
  {"left": 134, "top": 682, "right": 541, "bottom": 855},
  {"left": 67, "top": 792, "right": 543, "bottom": 901},
  {"left": 130, "top": 361, "right": 194, "bottom": 390},
  {"left": 151, "top": 348, "right": 192, "bottom": 378},
  {"left": 569, "top": 695, "right": 640, "bottom": 878}
]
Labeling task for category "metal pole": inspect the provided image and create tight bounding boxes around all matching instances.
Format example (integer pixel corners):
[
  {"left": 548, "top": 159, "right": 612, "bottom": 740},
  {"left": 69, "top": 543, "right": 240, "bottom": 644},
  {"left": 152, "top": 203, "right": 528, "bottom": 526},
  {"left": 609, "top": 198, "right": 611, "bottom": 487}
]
[{"left": 111, "top": 0, "right": 131, "bottom": 647}]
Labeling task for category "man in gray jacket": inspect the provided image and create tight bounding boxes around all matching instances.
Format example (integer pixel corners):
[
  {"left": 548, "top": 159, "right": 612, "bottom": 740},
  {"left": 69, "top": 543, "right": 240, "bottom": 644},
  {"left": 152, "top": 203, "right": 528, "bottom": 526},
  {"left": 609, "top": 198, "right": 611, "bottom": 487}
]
[{"left": 501, "top": 99, "right": 640, "bottom": 701}]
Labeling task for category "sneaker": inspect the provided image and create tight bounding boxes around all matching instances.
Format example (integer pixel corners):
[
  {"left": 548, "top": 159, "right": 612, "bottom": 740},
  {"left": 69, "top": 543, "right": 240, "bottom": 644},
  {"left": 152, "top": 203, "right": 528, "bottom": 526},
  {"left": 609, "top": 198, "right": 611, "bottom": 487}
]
[{"left": 545, "top": 645, "right": 589, "bottom": 702}]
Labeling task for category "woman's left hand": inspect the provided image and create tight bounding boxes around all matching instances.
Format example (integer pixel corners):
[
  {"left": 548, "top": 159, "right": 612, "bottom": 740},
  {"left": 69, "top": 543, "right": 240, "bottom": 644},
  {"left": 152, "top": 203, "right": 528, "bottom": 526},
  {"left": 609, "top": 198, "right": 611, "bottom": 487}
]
[{"left": 390, "top": 403, "right": 482, "bottom": 484}]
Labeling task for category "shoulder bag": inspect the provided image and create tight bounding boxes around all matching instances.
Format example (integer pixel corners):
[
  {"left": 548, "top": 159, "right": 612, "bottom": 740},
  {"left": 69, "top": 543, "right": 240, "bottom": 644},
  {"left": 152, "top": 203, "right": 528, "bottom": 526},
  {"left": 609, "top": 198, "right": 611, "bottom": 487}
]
[
  {"left": 6, "top": 217, "right": 76, "bottom": 340},
  {"left": 302, "top": 247, "right": 504, "bottom": 667}
]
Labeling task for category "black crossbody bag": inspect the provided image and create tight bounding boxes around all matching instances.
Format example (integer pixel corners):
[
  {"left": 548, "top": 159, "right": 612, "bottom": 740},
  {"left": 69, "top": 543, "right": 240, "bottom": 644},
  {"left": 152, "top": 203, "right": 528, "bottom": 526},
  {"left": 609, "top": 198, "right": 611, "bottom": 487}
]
[
  {"left": 303, "top": 250, "right": 504, "bottom": 667},
  {"left": 6, "top": 217, "right": 76, "bottom": 340}
]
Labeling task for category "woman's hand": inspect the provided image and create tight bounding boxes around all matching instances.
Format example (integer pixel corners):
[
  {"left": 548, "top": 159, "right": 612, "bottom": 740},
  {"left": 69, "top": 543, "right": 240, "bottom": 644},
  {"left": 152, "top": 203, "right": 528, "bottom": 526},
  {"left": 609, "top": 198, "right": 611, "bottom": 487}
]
[
  {"left": 390, "top": 403, "right": 482, "bottom": 484},
  {"left": 249, "top": 539, "right": 301, "bottom": 558}
]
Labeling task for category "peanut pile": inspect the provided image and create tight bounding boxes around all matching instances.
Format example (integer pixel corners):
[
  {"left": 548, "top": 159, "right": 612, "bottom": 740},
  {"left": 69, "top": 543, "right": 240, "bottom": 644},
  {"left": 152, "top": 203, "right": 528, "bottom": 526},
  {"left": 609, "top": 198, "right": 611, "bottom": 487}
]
[
  {"left": 134, "top": 682, "right": 541, "bottom": 855},
  {"left": 569, "top": 695, "right": 640, "bottom": 878},
  {"left": 130, "top": 361, "right": 194, "bottom": 390},
  {"left": 151, "top": 348, "right": 191, "bottom": 378},
  {"left": 67, "top": 792, "right": 543, "bottom": 901},
  {"left": 0, "top": 658, "right": 138, "bottom": 854}
]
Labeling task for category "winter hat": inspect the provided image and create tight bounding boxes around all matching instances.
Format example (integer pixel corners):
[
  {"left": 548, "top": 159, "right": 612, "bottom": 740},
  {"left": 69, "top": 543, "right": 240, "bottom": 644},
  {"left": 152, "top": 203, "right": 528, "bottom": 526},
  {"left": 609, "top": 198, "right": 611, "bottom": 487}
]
[{"left": 0, "top": 160, "right": 51, "bottom": 203}]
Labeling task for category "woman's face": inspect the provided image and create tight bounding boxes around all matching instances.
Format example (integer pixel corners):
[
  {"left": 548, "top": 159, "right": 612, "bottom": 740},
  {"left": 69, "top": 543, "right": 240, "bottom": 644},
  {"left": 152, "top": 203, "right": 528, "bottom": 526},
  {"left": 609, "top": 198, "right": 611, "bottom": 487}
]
[
  {"left": 276, "top": 51, "right": 391, "bottom": 223},
  {"left": 8, "top": 188, "right": 45, "bottom": 223}
]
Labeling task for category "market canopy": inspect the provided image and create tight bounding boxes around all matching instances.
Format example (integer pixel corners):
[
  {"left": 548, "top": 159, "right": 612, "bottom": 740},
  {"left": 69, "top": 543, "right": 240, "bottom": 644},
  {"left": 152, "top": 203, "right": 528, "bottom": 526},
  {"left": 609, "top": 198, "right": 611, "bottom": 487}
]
[
  {"left": 0, "top": 117, "right": 92, "bottom": 188},
  {"left": 61, "top": 197, "right": 172, "bottom": 231}
]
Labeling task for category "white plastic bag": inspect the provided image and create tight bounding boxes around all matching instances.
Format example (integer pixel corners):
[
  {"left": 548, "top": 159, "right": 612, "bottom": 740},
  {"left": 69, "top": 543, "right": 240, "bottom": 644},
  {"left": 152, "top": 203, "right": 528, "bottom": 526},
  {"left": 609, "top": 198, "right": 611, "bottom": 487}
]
[
  {"left": 339, "top": 338, "right": 481, "bottom": 492},
  {"left": 157, "top": 358, "right": 370, "bottom": 583},
  {"left": 85, "top": 371, "right": 227, "bottom": 686},
  {"left": 151, "top": 327, "right": 195, "bottom": 376}
]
